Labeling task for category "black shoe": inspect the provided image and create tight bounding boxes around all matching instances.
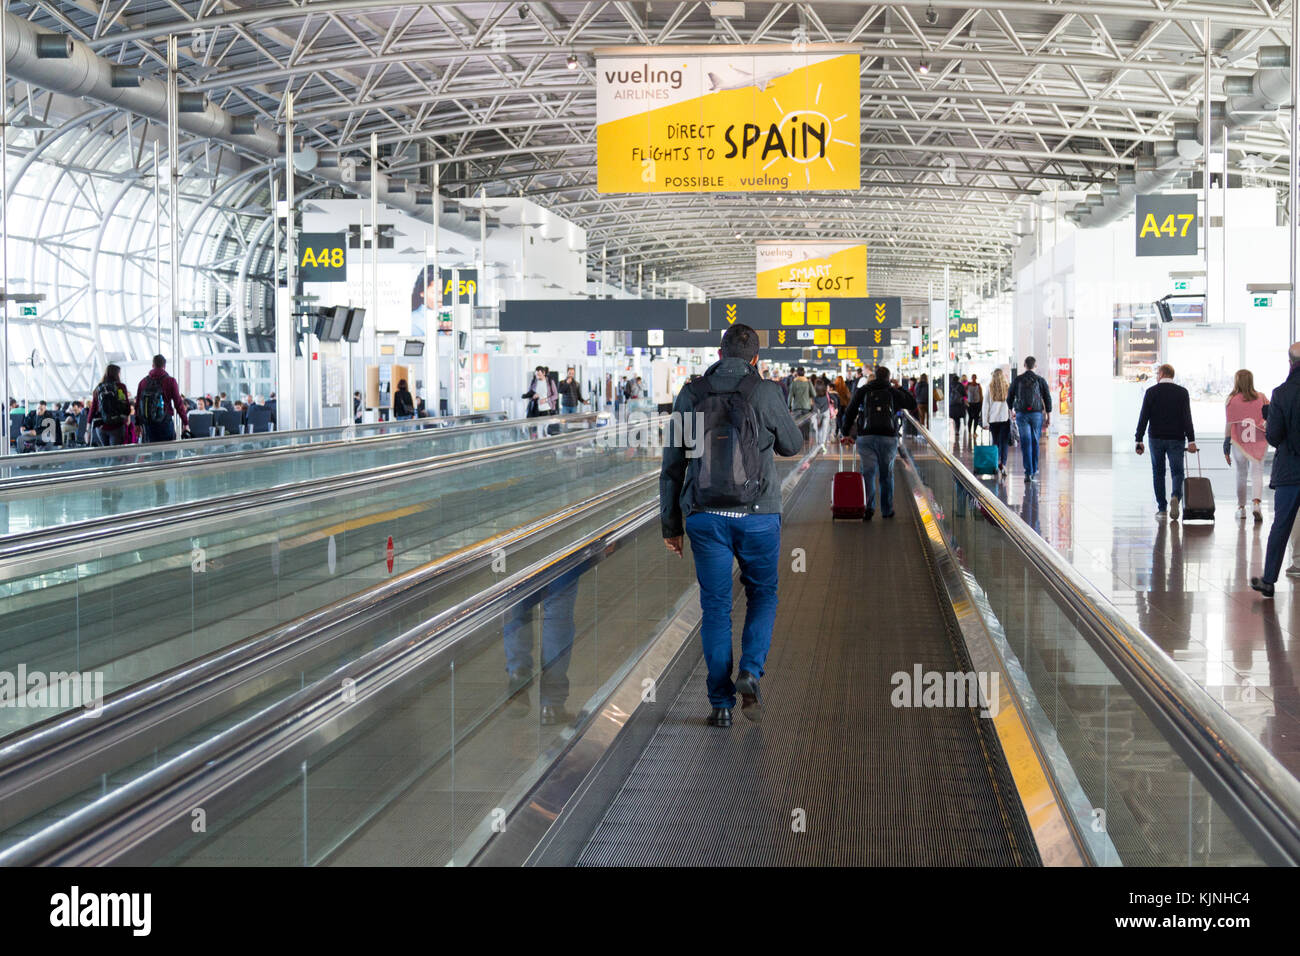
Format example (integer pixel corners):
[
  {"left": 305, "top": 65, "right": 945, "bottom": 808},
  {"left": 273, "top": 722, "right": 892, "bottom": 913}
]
[
  {"left": 1250, "top": 577, "right": 1275, "bottom": 598},
  {"left": 707, "top": 707, "right": 732, "bottom": 728},
  {"left": 735, "top": 671, "right": 762, "bottom": 723},
  {"left": 863, "top": 508, "right": 874, "bottom": 522},
  {"left": 540, "top": 704, "right": 573, "bottom": 726},
  {"left": 505, "top": 670, "right": 531, "bottom": 717},
  {"left": 882, "top": 511, "right": 895, "bottom": 519}
]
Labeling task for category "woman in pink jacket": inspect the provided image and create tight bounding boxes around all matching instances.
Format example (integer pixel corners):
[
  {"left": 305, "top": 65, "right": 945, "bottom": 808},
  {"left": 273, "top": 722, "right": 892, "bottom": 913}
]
[{"left": 1224, "top": 369, "right": 1269, "bottom": 522}]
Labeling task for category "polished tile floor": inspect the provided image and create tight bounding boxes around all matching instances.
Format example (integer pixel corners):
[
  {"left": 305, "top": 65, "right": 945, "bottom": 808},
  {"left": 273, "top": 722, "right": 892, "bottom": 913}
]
[{"left": 944, "top": 427, "right": 1299, "bottom": 779}]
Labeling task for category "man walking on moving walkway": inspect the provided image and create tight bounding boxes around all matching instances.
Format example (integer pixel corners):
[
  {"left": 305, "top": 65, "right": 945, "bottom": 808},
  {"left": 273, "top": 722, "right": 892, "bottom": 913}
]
[{"left": 661, "top": 324, "right": 804, "bottom": 728}]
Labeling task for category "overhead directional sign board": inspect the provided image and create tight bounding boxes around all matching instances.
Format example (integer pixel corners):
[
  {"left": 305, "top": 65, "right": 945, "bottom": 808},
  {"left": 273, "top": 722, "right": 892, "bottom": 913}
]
[
  {"left": 769, "top": 327, "right": 895, "bottom": 347},
  {"left": 627, "top": 329, "right": 720, "bottom": 349},
  {"left": 596, "top": 46, "right": 861, "bottom": 193},
  {"left": 298, "top": 232, "right": 348, "bottom": 282},
  {"left": 956, "top": 317, "right": 979, "bottom": 340},
  {"left": 710, "top": 296, "right": 900, "bottom": 331},
  {"left": 500, "top": 298, "right": 688, "bottom": 331},
  {"left": 756, "top": 241, "right": 867, "bottom": 297},
  {"left": 1135, "top": 193, "right": 1198, "bottom": 257}
]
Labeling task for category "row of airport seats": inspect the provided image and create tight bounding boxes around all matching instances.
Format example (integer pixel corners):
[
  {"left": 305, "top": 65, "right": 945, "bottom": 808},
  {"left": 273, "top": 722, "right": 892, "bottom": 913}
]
[{"left": 188, "top": 405, "right": 275, "bottom": 437}]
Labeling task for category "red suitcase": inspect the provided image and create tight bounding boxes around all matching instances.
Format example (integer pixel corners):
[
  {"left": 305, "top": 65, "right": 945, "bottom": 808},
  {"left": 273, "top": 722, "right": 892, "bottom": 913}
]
[{"left": 831, "top": 445, "right": 867, "bottom": 520}]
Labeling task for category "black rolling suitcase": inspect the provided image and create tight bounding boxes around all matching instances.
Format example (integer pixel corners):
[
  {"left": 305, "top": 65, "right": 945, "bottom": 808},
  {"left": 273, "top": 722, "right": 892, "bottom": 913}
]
[{"left": 1182, "top": 452, "right": 1215, "bottom": 521}]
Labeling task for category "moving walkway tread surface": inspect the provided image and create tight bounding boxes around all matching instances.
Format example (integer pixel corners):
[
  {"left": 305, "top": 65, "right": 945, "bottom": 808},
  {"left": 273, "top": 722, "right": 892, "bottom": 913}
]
[{"left": 572, "top": 459, "right": 1041, "bottom": 867}]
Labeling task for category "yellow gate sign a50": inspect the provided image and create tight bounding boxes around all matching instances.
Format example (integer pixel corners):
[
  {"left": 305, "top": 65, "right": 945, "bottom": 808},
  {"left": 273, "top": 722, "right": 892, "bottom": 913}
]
[
  {"left": 756, "top": 240, "right": 866, "bottom": 297},
  {"left": 1134, "top": 193, "right": 1198, "bottom": 257},
  {"left": 596, "top": 46, "right": 860, "bottom": 193}
]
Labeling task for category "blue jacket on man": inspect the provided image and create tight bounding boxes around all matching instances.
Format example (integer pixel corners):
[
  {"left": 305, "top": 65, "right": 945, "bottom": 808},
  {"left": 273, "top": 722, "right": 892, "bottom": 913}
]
[{"left": 1266, "top": 363, "right": 1300, "bottom": 487}]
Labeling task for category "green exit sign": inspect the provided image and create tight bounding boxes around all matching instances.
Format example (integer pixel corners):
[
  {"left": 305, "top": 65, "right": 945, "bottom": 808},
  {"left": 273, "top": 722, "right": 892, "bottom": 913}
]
[
  {"left": 949, "top": 309, "right": 961, "bottom": 319},
  {"left": 191, "top": 319, "right": 205, "bottom": 330},
  {"left": 1174, "top": 280, "right": 1189, "bottom": 291},
  {"left": 1253, "top": 296, "right": 1272, "bottom": 308},
  {"left": 19, "top": 306, "right": 36, "bottom": 317}
]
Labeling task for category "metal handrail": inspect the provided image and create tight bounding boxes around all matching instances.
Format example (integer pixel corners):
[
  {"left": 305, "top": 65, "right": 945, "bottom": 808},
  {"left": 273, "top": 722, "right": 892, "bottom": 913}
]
[
  {"left": 0, "top": 411, "right": 555, "bottom": 498},
  {"left": 0, "top": 409, "right": 505, "bottom": 477},
  {"left": 901, "top": 411, "right": 1300, "bottom": 864},
  {"left": 0, "top": 415, "right": 624, "bottom": 571},
  {"left": 0, "top": 470, "right": 660, "bottom": 831}
]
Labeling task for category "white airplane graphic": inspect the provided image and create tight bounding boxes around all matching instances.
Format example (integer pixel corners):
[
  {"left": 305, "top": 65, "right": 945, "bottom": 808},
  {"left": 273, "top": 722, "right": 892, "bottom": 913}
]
[{"left": 705, "top": 63, "right": 797, "bottom": 93}]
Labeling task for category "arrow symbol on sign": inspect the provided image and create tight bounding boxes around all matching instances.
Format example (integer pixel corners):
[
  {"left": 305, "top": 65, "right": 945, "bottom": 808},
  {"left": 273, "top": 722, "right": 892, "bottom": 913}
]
[
  {"left": 726, "top": 304, "right": 737, "bottom": 324},
  {"left": 873, "top": 329, "right": 882, "bottom": 343},
  {"left": 778, "top": 330, "right": 786, "bottom": 344},
  {"left": 874, "top": 302, "right": 887, "bottom": 324}
]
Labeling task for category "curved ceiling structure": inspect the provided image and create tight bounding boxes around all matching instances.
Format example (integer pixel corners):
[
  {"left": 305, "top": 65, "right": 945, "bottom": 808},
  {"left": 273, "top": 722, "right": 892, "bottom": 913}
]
[{"left": 4, "top": 0, "right": 1298, "bottom": 326}]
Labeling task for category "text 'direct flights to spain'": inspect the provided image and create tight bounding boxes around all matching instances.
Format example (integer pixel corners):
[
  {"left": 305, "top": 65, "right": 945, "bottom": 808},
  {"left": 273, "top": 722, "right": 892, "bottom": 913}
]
[{"left": 596, "top": 46, "right": 861, "bottom": 194}]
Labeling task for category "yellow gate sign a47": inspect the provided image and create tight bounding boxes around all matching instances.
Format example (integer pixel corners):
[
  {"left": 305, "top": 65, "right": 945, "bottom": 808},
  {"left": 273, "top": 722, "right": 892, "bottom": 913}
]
[
  {"left": 596, "top": 46, "right": 860, "bottom": 193},
  {"left": 1134, "top": 194, "right": 1198, "bottom": 257}
]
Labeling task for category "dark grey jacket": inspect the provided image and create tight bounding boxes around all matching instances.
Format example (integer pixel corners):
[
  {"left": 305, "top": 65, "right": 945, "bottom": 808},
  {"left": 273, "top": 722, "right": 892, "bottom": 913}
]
[
  {"left": 660, "top": 357, "right": 804, "bottom": 538},
  {"left": 1267, "top": 364, "right": 1300, "bottom": 488}
]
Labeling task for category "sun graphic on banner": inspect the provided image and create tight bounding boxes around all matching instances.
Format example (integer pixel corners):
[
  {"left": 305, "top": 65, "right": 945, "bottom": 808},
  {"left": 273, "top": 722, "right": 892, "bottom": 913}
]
[{"left": 761, "top": 82, "right": 854, "bottom": 185}]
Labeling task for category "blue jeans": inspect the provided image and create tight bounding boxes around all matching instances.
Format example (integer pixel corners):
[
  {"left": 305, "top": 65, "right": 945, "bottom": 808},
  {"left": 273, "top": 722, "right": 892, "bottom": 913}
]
[
  {"left": 684, "top": 511, "right": 782, "bottom": 707},
  {"left": 503, "top": 571, "right": 580, "bottom": 707},
  {"left": 562, "top": 402, "right": 577, "bottom": 415},
  {"left": 1148, "top": 437, "right": 1186, "bottom": 511},
  {"left": 856, "top": 434, "right": 898, "bottom": 515},
  {"left": 1264, "top": 484, "right": 1300, "bottom": 583},
  {"left": 1017, "top": 412, "right": 1043, "bottom": 475},
  {"left": 142, "top": 419, "right": 175, "bottom": 443}
]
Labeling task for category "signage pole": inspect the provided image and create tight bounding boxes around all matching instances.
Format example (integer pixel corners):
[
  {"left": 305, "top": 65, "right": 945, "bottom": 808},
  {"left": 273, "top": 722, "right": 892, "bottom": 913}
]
[
  {"left": 1204, "top": 17, "right": 1213, "bottom": 323},
  {"left": 1291, "top": 0, "right": 1298, "bottom": 343},
  {"left": 943, "top": 265, "right": 950, "bottom": 447},
  {"left": 154, "top": 141, "right": 162, "bottom": 353},
  {"left": 282, "top": 91, "right": 297, "bottom": 431},
  {"left": 452, "top": 267, "right": 461, "bottom": 415},
  {"left": 357, "top": 208, "right": 365, "bottom": 421},
  {"left": 428, "top": 173, "right": 439, "bottom": 416},
  {"left": 476, "top": 185, "right": 486, "bottom": 414},
  {"left": 370, "top": 132, "right": 379, "bottom": 421},
  {"left": 167, "top": 35, "right": 180, "bottom": 371}
]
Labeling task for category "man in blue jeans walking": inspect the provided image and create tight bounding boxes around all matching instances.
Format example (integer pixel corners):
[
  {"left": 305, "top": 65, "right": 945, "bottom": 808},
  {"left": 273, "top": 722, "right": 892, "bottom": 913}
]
[
  {"left": 135, "top": 354, "right": 188, "bottom": 443},
  {"left": 661, "top": 324, "right": 803, "bottom": 728},
  {"left": 1252, "top": 344, "right": 1300, "bottom": 597},
  {"left": 1008, "top": 357, "right": 1052, "bottom": 480},
  {"left": 1134, "top": 363, "right": 1198, "bottom": 520}
]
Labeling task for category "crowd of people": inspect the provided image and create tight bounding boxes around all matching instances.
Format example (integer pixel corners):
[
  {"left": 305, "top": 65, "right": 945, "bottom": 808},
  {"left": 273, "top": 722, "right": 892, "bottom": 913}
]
[{"left": 9, "top": 354, "right": 279, "bottom": 451}]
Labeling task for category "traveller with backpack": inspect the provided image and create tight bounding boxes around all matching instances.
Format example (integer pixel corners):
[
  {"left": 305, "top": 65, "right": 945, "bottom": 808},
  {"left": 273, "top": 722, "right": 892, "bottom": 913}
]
[
  {"left": 660, "top": 323, "right": 803, "bottom": 728},
  {"left": 1008, "top": 357, "right": 1053, "bottom": 480},
  {"left": 947, "top": 373, "right": 968, "bottom": 448},
  {"left": 841, "top": 365, "right": 912, "bottom": 520},
  {"left": 135, "top": 354, "right": 188, "bottom": 443},
  {"left": 88, "top": 364, "right": 132, "bottom": 446}
]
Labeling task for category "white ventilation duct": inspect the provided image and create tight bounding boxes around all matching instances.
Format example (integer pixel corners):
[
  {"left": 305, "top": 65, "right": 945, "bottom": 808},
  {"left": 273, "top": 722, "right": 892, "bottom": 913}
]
[
  {"left": 1, "top": 12, "right": 476, "bottom": 238},
  {"left": 1067, "top": 46, "right": 1291, "bottom": 228}
]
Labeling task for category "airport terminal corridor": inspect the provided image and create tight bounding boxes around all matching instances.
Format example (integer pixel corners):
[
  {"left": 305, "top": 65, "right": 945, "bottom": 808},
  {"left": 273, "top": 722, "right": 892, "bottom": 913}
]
[{"left": 1, "top": 0, "right": 1299, "bottom": 936}]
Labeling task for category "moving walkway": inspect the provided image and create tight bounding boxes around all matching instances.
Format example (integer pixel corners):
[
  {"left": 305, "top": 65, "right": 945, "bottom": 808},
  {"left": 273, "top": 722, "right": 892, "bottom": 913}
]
[
  {"left": 0, "top": 415, "right": 640, "bottom": 739},
  {"left": 0, "top": 411, "right": 558, "bottom": 535},
  {"left": 1, "top": 416, "right": 1296, "bottom": 866}
]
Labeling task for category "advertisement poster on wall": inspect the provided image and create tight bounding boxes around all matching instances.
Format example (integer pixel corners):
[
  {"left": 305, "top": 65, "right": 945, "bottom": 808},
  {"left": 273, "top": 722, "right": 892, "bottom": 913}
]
[
  {"left": 595, "top": 47, "right": 860, "bottom": 193},
  {"left": 755, "top": 240, "right": 866, "bottom": 297}
]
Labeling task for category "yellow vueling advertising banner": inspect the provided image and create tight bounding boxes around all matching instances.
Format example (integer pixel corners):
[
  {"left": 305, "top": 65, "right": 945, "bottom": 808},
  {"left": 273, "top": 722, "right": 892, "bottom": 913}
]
[
  {"left": 756, "top": 240, "right": 866, "bottom": 297},
  {"left": 596, "top": 46, "right": 860, "bottom": 193}
]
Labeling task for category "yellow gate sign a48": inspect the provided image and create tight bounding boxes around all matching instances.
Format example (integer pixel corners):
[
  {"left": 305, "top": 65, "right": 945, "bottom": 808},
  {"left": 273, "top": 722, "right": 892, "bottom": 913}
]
[{"left": 596, "top": 46, "right": 860, "bottom": 193}]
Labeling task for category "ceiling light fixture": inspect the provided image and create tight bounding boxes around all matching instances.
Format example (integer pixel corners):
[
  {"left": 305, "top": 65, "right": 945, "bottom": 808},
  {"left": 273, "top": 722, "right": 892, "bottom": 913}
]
[
  {"left": 566, "top": 52, "right": 578, "bottom": 70},
  {"left": 918, "top": 59, "right": 930, "bottom": 74}
]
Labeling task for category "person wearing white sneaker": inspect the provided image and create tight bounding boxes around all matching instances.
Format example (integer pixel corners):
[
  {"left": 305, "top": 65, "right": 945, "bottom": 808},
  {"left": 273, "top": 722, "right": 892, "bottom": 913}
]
[{"left": 1225, "top": 369, "right": 1269, "bottom": 526}]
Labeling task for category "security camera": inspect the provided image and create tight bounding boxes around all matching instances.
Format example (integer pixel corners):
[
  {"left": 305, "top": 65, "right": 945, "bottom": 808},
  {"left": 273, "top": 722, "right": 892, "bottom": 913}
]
[{"left": 925, "top": 3, "right": 938, "bottom": 25}]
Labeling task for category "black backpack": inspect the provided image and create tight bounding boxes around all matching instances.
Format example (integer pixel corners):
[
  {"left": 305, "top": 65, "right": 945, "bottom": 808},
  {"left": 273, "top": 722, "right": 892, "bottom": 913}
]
[
  {"left": 858, "top": 386, "right": 896, "bottom": 435},
  {"left": 1015, "top": 373, "right": 1045, "bottom": 413},
  {"left": 140, "top": 378, "right": 169, "bottom": 424},
  {"left": 94, "top": 381, "right": 130, "bottom": 427},
  {"left": 687, "top": 374, "right": 763, "bottom": 509}
]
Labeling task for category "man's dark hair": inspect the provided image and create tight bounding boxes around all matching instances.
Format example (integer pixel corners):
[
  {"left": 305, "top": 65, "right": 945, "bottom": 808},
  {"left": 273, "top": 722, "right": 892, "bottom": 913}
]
[
  {"left": 153, "top": 354, "right": 166, "bottom": 369},
  {"left": 794, "top": 366, "right": 804, "bottom": 376},
  {"left": 875, "top": 365, "right": 890, "bottom": 382},
  {"left": 535, "top": 365, "right": 546, "bottom": 373},
  {"left": 720, "top": 323, "right": 760, "bottom": 362},
  {"left": 1024, "top": 356, "right": 1036, "bottom": 370}
]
